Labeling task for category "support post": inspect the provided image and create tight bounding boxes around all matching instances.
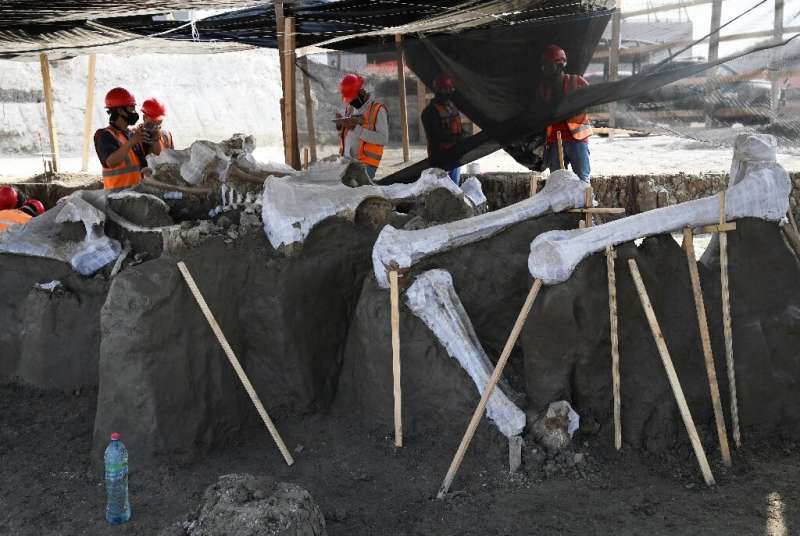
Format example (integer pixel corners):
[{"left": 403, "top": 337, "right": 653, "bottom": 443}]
[
  {"left": 606, "top": 246, "right": 621, "bottom": 450},
  {"left": 395, "top": 34, "right": 410, "bottom": 163},
  {"left": 81, "top": 54, "right": 96, "bottom": 172},
  {"left": 39, "top": 53, "right": 59, "bottom": 173},
  {"left": 416, "top": 77, "right": 427, "bottom": 142},
  {"left": 682, "top": 227, "right": 732, "bottom": 467},
  {"left": 584, "top": 187, "right": 593, "bottom": 227},
  {"left": 178, "top": 262, "right": 295, "bottom": 466},
  {"left": 389, "top": 270, "right": 403, "bottom": 447},
  {"left": 608, "top": 0, "right": 622, "bottom": 141},
  {"left": 628, "top": 259, "right": 716, "bottom": 486},
  {"left": 718, "top": 192, "right": 740, "bottom": 448},
  {"left": 556, "top": 131, "right": 565, "bottom": 170},
  {"left": 282, "top": 17, "right": 300, "bottom": 169},
  {"left": 705, "top": 0, "right": 723, "bottom": 127},
  {"left": 438, "top": 279, "right": 543, "bottom": 499},
  {"left": 300, "top": 56, "right": 318, "bottom": 164},
  {"left": 771, "top": 0, "right": 785, "bottom": 121}
]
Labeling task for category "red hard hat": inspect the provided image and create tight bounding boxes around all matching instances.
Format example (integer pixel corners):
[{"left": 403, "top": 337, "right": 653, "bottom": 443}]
[
  {"left": 23, "top": 199, "right": 45, "bottom": 216},
  {"left": 105, "top": 87, "right": 136, "bottom": 109},
  {"left": 0, "top": 186, "right": 18, "bottom": 210},
  {"left": 542, "top": 45, "right": 567, "bottom": 64},
  {"left": 141, "top": 98, "right": 166, "bottom": 121},
  {"left": 433, "top": 73, "right": 455, "bottom": 93},
  {"left": 340, "top": 74, "right": 364, "bottom": 102}
]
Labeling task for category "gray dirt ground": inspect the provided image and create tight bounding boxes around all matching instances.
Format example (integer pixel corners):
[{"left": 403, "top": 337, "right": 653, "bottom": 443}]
[{"left": 1, "top": 384, "right": 798, "bottom": 536}]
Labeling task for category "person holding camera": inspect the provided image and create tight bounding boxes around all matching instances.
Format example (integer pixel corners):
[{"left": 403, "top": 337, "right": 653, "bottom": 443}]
[{"left": 141, "top": 98, "right": 174, "bottom": 150}]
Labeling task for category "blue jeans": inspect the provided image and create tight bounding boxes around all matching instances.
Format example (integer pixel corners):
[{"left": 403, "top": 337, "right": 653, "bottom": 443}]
[
  {"left": 366, "top": 165, "right": 377, "bottom": 179},
  {"left": 448, "top": 167, "right": 461, "bottom": 185},
  {"left": 546, "top": 141, "right": 591, "bottom": 182}
]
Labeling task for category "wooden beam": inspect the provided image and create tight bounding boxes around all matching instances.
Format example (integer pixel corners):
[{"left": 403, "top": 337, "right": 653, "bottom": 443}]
[
  {"left": 568, "top": 207, "right": 626, "bottom": 214},
  {"left": 282, "top": 17, "right": 300, "bottom": 170},
  {"left": 621, "top": 0, "right": 713, "bottom": 19},
  {"left": 771, "top": 0, "right": 785, "bottom": 120},
  {"left": 694, "top": 222, "right": 736, "bottom": 234},
  {"left": 416, "top": 77, "right": 427, "bottom": 142},
  {"left": 628, "top": 259, "right": 716, "bottom": 486},
  {"left": 300, "top": 56, "right": 317, "bottom": 164},
  {"left": 706, "top": 0, "right": 723, "bottom": 127},
  {"left": 81, "top": 54, "right": 96, "bottom": 172},
  {"left": 608, "top": 1, "right": 622, "bottom": 141},
  {"left": 395, "top": 34, "right": 410, "bottom": 163},
  {"left": 606, "top": 246, "right": 622, "bottom": 450},
  {"left": 39, "top": 53, "right": 59, "bottom": 173},
  {"left": 718, "top": 193, "right": 741, "bottom": 449},
  {"left": 389, "top": 270, "right": 403, "bottom": 447}
]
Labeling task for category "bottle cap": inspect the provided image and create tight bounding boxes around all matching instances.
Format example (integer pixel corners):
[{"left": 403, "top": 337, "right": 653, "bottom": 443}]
[{"left": 110, "top": 432, "right": 120, "bottom": 441}]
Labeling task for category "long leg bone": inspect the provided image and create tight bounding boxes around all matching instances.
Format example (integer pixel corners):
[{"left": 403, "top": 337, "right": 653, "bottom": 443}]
[
  {"left": 529, "top": 134, "right": 790, "bottom": 285},
  {"left": 373, "top": 170, "right": 589, "bottom": 288},
  {"left": 405, "top": 269, "right": 526, "bottom": 438}
]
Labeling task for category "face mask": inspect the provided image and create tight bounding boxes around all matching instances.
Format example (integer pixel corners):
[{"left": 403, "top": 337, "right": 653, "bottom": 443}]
[
  {"left": 124, "top": 111, "right": 140, "bottom": 126},
  {"left": 350, "top": 93, "right": 366, "bottom": 109}
]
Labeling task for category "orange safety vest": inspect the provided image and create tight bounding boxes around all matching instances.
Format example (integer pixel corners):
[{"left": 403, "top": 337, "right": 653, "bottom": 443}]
[
  {"left": 339, "top": 101, "right": 386, "bottom": 168},
  {"left": 0, "top": 209, "right": 31, "bottom": 232},
  {"left": 101, "top": 126, "right": 143, "bottom": 190},
  {"left": 544, "top": 74, "right": 593, "bottom": 141},
  {"left": 429, "top": 100, "right": 463, "bottom": 155}
]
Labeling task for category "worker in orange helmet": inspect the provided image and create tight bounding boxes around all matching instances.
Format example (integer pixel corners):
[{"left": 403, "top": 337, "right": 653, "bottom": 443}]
[
  {"left": 335, "top": 74, "right": 389, "bottom": 179},
  {"left": 141, "top": 98, "right": 174, "bottom": 150},
  {"left": 421, "top": 73, "right": 466, "bottom": 184},
  {"left": 538, "top": 44, "right": 593, "bottom": 182},
  {"left": 93, "top": 87, "right": 162, "bottom": 190},
  {"left": 0, "top": 198, "right": 45, "bottom": 232}
]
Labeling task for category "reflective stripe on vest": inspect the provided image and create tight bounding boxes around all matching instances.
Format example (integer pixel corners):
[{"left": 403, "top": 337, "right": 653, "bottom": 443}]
[
  {"left": 101, "top": 127, "right": 143, "bottom": 190},
  {"left": 338, "top": 101, "right": 386, "bottom": 168},
  {"left": 0, "top": 209, "right": 31, "bottom": 232},
  {"left": 432, "top": 100, "right": 463, "bottom": 152}
]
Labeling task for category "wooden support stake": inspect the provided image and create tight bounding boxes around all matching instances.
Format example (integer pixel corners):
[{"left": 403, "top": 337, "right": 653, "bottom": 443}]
[
  {"left": 437, "top": 279, "right": 543, "bottom": 499},
  {"left": 281, "top": 17, "right": 300, "bottom": 170},
  {"left": 683, "top": 227, "right": 732, "bottom": 467},
  {"left": 389, "top": 270, "right": 403, "bottom": 447},
  {"left": 303, "top": 147, "right": 310, "bottom": 170},
  {"left": 529, "top": 175, "right": 539, "bottom": 198},
  {"left": 299, "top": 55, "right": 317, "bottom": 164},
  {"left": 695, "top": 222, "right": 736, "bottom": 234},
  {"left": 39, "top": 53, "right": 59, "bottom": 173},
  {"left": 568, "top": 207, "right": 626, "bottom": 214},
  {"left": 556, "top": 131, "right": 565, "bottom": 170},
  {"left": 584, "top": 187, "right": 593, "bottom": 228},
  {"left": 606, "top": 246, "right": 621, "bottom": 450},
  {"left": 177, "top": 262, "right": 295, "bottom": 466},
  {"left": 628, "top": 259, "right": 716, "bottom": 486},
  {"left": 719, "top": 192, "right": 740, "bottom": 448},
  {"left": 80, "top": 54, "right": 96, "bottom": 172},
  {"left": 395, "top": 34, "right": 410, "bottom": 163}
]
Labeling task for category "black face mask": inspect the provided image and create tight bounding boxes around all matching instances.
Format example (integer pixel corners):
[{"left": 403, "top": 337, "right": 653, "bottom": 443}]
[
  {"left": 434, "top": 92, "right": 453, "bottom": 102},
  {"left": 349, "top": 94, "right": 367, "bottom": 109},
  {"left": 124, "top": 111, "right": 139, "bottom": 126}
]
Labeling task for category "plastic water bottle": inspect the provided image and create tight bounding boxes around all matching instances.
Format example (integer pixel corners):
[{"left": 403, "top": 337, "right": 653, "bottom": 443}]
[{"left": 104, "top": 432, "right": 131, "bottom": 524}]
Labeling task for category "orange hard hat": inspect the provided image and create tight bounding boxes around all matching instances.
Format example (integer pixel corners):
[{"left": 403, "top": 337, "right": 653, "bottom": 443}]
[
  {"left": 542, "top": 45, "right": 567, "bottom": 64},
  {"left": 433, "top": 73, "right": 455, "bottom": 93},
  {"left": 23, "top": 199, "right": 45, "bottom": 216},
  {"left": 141, "top": 98, "right": 167, "bottom": 121},
  {"left": 340, "top": 74, "right": 364, "bottom": 102},
  {"left": 0, "top": 186, "right": 18, "bottom": 210},
  {"left": 104, "top": 87, "right": 136, "bottom": 109}
]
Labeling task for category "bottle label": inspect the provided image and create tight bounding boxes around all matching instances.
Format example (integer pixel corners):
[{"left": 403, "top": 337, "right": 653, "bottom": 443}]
[{"left": 105, "top": 463, "right": 128, "bottom": 480}]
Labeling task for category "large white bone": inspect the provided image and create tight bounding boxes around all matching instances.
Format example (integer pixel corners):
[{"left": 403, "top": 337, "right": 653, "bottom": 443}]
[
  {"left": 529, "top": 134, "right": 791, "bottom": 285},
  {"left": 262, "top": 159, "right": 467, "bottom": 252},
  {"left": 372, "top": 169, "right": 588, "bottom": 288},
  {"left": 405, "top": 269, "right": 527, "bottom": 438}
]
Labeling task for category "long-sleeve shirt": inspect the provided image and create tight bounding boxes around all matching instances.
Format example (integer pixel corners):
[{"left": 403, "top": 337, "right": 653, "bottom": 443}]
[{"left": 342, "top": 97, "right": 389, "bottom": 160}]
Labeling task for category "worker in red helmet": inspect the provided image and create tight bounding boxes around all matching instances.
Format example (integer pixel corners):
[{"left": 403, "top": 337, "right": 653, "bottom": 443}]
[
  {"left": 0, "top": 198, "right": 44, "bottom": 232},
  {"left": 421, "top": 73, "right": 466, "bottom": 184},
  {"left": 141, "top": 98, "right": 174, "bottom": 150},
  {"left": 335, "top": 74, "right": 389, "bottom": 179},
  {"left": 539, "top": 45, "right": 593, "bottom": 182},
  {"left": 93, "top": 87, "right": 162, "bottom": 190},
  {"left": 0, "top": 185, "right": 20, "bottom": 211}
]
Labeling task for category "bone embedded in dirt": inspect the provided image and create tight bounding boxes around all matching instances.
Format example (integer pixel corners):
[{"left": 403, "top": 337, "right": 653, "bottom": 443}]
[
  {"left": 262, "top": 159, "right": 467, "bottom": 253},
  {"left": 405, "top": 269, "right": 526, "bottom": 438},
  {"left": 529, "top": 134, "right": 791, "bottom": 285},
  {"left": 372, "top": 169, "right": 588, "bottom": 288}
]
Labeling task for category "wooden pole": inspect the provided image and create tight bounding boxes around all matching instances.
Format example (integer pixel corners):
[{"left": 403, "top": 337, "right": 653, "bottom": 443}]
[
  {"left": 556, "top": 131, "right": 565, "bottom": 170},
  {"left": 300, "top": 55, "right": 318, "bottom": 164},
  {"left": 608, "top": 0, "right": 622, "bottom": 141},
  {"left": 389, "top": 270, "right": 403, "bottom": 447},
  {"left": 584, "top": 187, "right": 593, "bottom": 227},
  {"left": 628, "top": 259, "right": 716, "bottom": 486},
  {"left": 606, "top": 246, "right": 621, "bottom": 450},
  {"left": 529, "top": 174, "right": 539, "bottom": 197},
  {"left": 706, "top": 0, "right": 723, "bottom": 127},
  {"left": 416, "top": 77, "right": 427, "bottom": 142},
  {"left": 282, "top": 17, "right": 300, "bottom": 170},
  {"left": 39, "top": 53, "right": 59, "bottom": 173},
  {"left": 771, "top": 0, "right": 784, "bottom": 121},
  {"left": 303, "top": 147, "right": 310, "bottom": 170},
  {"left": 718, "top": 192, "right": 740, "bottom": 448},
  {"left": 437, "top": 279, "right": 543, "bottom": 499},
  {"left": 80, "top": 54, "right": 96, "bottom": 172},
  {"left": 395, "top": 34, "right": 410, "bottom": 163},
  {"left": 682, "top": 227, "right": 732, "bottom": 467},
  {"left": 177, "top": 262, "right": 295, "bottom": 466}
]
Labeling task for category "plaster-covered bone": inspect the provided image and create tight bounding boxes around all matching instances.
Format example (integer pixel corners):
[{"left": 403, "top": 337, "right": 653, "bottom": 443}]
[
  {"left": 262, "top": 158, "right": 470, "bottom": 252},
  {"left": 405, "top": 269, "right": 526, "bottom": 438},
  {"left": 372, "top": 169, "right": 588, "bottom": 288},
  {"left": 529, "top": 134, "right": 790, "bottom": 284}
]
